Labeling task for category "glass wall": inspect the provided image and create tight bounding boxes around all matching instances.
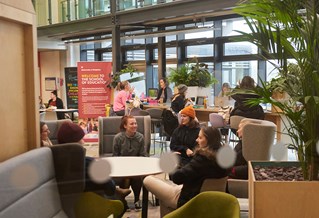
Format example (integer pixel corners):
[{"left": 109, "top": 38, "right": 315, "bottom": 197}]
[{"left": 81, "top": 16, "right": 271, "bottom": 100}]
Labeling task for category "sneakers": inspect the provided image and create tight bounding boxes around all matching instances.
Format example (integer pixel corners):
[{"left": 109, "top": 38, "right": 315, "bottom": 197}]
[
  {"left": 115, "top": 187, "right": 132, "bottom": 199},
  {"left": 134, "top": 200, "right": 142, "bottom": 211}
]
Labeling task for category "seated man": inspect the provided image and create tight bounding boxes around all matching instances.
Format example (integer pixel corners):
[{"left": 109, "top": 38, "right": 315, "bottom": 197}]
[{"left": 56, "top": 121, "right": 131, "bottom": 200}]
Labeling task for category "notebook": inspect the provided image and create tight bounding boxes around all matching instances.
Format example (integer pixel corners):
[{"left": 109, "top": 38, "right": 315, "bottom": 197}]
[{"left": 214, "top": 96, "right": 233, "bottom": 107}]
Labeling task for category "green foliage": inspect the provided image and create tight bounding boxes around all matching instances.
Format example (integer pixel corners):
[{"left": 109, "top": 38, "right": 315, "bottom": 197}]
[
  {"left": 234, "top": 0, "right": 319, "bottom": 180},
  {"left": 106, "top": 63, "right": 137, "bottom": 89},
  {"left": 168, "top": 58, "right": 218, "bottom": 87}
]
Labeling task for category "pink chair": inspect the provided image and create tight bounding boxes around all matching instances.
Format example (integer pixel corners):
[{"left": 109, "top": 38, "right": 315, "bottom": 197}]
[{"left": 209, "top": 113, "right": 229, "bottom": 143}]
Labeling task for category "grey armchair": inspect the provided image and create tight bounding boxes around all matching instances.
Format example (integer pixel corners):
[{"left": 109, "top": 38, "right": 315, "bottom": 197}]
[
  {"left": 98, "top": 115, "right": 151, "bottom": 156},
  {"left": 228, "top": 118, "right": 277, "bottom": 200}
]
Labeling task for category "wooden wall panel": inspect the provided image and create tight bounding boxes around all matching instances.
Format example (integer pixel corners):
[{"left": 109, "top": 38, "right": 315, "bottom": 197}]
[{"left": 0, "top": 0, "right": 39, "bottom": 162}]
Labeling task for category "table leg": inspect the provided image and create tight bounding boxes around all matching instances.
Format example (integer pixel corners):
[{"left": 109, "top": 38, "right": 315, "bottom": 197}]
[{"left": 142, "top": 185, "right": 148, "bottom": 218}]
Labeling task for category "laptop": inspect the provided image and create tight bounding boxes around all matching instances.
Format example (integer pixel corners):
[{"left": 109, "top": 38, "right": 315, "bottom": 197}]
[{"left": 214, "top": 96, "right": 233, "bottom": 107}]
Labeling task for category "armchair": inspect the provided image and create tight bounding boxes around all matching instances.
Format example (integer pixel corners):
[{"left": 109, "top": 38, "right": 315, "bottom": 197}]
[
  {"left": 98, "top": 116, "right": 151, "bottom": 156},
  {"left": 227, "top": 118, "right": 277, "bottom": 211},
  {"left": 163, "top": 191, "right": 240, "bottom": 218}
]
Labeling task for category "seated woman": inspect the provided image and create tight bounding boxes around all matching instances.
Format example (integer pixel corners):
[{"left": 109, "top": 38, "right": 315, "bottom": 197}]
[
  {"left": 40, "top": 121, "right": 53, "bottom": 147},
  {"left": 230, "top": 76, "right": 264, "bottom": 120},
  {"left": 156, "top": 78, "right": 173, "bottom": 103},
  {"left": 113, "top": 81, "right": 134, "bottom": 116},
  {"left": 143, "top": 126, "right": 227, "bottom": 217},
  {"left": 218, "top": 82, "right": 231, "bottom": 97},
  {"left": 171, "top": 84, "right": 188, "bottom": 114},
  {"left": 113, "top": 115, "right": 147, "bottom": 211},
  {"left": 170, "top": 106, "right": 200, "bottom": 167}
]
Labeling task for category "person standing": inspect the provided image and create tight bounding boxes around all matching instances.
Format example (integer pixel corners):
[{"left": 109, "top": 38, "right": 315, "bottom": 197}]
[
  {"left": 156, "top": 78, "right": 173, "bottom": 103},
  {"left": 113, "top": 115, "right": 147, "bottom": 211},
  {"left": 143, "top": 126, "right": 227, "bottom": 216},
  {"left": 113, "top": 81, "right": 134, "bottom": 116},
  {"left": 170, "top": 106, "right": 200, "bottom": 167},
  {"left": 47, "top": 90, "right": 65, "bottom": 120}
]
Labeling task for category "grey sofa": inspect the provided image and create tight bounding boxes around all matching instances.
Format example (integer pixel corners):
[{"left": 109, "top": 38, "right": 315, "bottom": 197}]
[
  {"left": 98, "top": 115, "right": 151, "bottom": 156},
  {"left": 0, "top": 144, "right": 86, "bottom": 218}
]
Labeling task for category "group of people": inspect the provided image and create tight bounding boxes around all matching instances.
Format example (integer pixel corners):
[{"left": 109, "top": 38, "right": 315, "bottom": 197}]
[
  {"left": 39, "top": 75, "right": 264, "bottom": 215},
  {"left": 40, "top": 116, "right": 144, "bottom": 212}
]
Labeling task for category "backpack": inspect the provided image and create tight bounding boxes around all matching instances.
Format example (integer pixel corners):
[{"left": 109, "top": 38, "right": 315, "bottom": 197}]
[{"left": 162, "top": 109, "right": 179, "bottom": 136}]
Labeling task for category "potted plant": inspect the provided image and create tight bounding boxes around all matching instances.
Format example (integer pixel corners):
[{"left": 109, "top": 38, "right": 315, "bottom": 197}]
[
  {"left": 168, "top": 58, "right": 218, "bottom": 88},
  {"left": 234, "top": 0, "right": 319, "bottom": 217},
  {"left": 168, "top": 58, "right": 218, "bottom": 104}
]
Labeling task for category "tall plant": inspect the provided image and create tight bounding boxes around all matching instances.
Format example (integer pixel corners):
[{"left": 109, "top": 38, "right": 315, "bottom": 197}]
[{"left": 234, "top": 0, "right": 319, "bottom": 180}]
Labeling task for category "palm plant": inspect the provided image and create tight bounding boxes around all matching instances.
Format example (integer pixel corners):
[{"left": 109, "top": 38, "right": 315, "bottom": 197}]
[{"left": 234, "top": 0, "right": 319, "bottom": 180}]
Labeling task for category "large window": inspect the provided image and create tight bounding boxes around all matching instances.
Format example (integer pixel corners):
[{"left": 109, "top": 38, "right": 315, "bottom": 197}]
[
  {"left": 222, "top": 17, "right": 252, "bottom": 36},
  {"left": 185, "top": 22, "right": 214, "bottom": 39},
  {"left": 120, "top": 72, "right": 146, "bottom": 98},
  {"left": 187, "top": 44, "right": 214, "bottom": 58},
  {"left": 222, "top": 61, "right": 258, "bottom": 88},
  {"left": 126, "top": 50, "right": 145, "bottom": 61},
  {"left": 153, "top": 47, "right": 177, "bottom": 60},
  {"left": 224, "top": 42, "right": 257, "bottom": 56}
]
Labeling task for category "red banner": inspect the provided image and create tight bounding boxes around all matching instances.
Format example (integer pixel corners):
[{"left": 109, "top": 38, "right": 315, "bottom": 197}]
[{"left": 77, "top": 62, "right": 112, "bottom": 118}]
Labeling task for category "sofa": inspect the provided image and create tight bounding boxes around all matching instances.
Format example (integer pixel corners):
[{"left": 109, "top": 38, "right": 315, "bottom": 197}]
[
  {"left": 0, "top": 144, "right": 85, "bottom": 218},
  {"left": 0, "top": 144, "right": 125, "bottom": 218}
]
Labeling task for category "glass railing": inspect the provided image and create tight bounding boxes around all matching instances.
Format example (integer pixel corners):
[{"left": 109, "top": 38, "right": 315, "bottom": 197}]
[{"left": 35, "top": 0, "right": 179, "bottom": 27}]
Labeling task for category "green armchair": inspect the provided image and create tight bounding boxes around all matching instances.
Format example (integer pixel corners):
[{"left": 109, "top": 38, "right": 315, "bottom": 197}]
[
  {"left": 163, "top": 191, "right": 240, "bottom": 218},
  {"left": 74, "top": 192, "right": 124, "bottom": 218}
]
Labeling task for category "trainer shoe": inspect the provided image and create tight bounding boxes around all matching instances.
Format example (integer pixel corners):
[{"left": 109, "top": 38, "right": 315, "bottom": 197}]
[{"left": 134, "top": 200, "right": 142, "bottom": 211}]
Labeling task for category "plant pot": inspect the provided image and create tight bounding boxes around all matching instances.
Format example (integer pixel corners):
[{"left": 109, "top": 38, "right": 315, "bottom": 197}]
[{"left": 249, "top": 161, "right": 319, "bottom": 218}]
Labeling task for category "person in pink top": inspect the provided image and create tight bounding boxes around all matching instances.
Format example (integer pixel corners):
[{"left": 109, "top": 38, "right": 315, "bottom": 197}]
[{"left": 113, "top": 80, "right": 134, "bottom": 116}]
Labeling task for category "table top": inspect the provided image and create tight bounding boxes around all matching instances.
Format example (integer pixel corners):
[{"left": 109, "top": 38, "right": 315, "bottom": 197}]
[
  {"left": 143, "top": 103, "right": 220, "bottom": 112},
  {"left": 102, "top": 156, "right": 162, "bottom": 177},
  {"left": 39, "top": 108, "right": 78, "bottom": 112}
]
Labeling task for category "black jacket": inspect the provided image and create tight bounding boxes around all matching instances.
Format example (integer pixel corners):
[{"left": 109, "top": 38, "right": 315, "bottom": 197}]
[
  {"left": 170, "top": 125, "right": 200, "bottom": 166},
  {"left": 230, "top": 93, "right": 264, "bottom": 120},
  {"left": 48, "top": 97, "right": 65, "bottom": 120},
  {"left": 156, "top": 87, "right": 173, "bottom": 103},
  {"left": 171, "top": 154, "right": 227, "bottom": 208},
  {"left": 171, "top": 95, "right": 186, "bottom": 114}
]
